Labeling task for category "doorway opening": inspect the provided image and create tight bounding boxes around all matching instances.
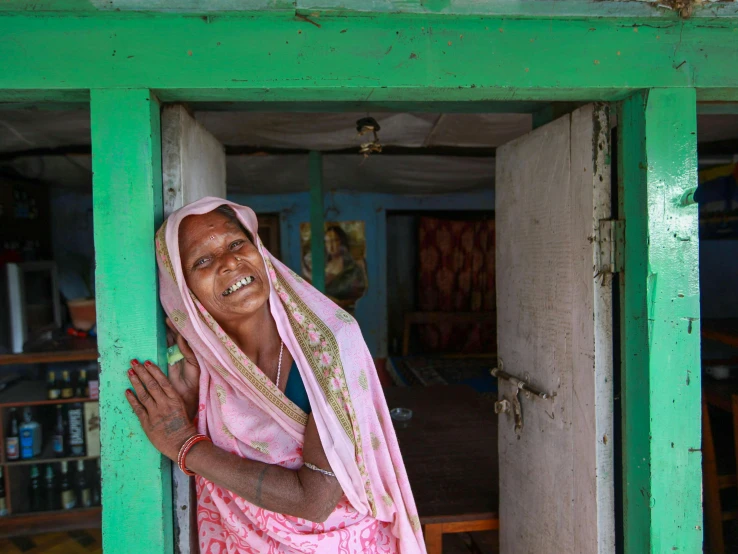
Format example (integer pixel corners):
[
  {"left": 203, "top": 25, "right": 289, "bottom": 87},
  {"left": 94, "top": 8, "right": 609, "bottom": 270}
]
[{"left": 694, "top": 110, "right": 738, "bottom": 554}]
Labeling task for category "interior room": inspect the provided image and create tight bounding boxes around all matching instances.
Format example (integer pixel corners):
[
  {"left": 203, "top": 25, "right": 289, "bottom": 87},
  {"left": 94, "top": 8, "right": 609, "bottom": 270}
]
[{"left": 1, "top": 104, "right": 737, "bottom": 553}]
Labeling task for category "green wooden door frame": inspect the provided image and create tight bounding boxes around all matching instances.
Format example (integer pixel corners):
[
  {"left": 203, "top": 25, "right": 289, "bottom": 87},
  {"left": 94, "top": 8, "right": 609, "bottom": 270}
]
[{"left": 2, "top": 9, "right": 733, "bottom": 554}]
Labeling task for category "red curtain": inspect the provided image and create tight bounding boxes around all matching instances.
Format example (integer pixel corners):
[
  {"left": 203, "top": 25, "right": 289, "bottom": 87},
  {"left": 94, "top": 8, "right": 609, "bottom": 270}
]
[{"left": 417, "top": 217, "right": 496, "bottom": 353}]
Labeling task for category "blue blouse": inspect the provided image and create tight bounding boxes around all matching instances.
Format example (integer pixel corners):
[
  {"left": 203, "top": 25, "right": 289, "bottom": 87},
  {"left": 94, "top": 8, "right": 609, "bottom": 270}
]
[{"left": 284, "top": 361, "right": 311, "bottom": 414}]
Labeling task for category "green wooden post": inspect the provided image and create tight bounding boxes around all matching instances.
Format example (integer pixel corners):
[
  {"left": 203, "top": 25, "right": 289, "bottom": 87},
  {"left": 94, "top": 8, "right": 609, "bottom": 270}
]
[
  {"left": 620, "top": 89, "right": 702, "bottom": 553},
  {"left": 309, "top": 151, "right": 326, "bottom": 293},
  {"left": 91, "top": 89, "right": 173, "bottom": 554}
]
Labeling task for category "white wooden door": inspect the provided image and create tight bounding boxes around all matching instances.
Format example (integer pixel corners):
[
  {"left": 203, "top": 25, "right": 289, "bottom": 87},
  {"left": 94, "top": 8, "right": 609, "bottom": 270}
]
[
  {"left": 161, "top": 104, "right": 226, "bottom": 554},
  {"left": 495, "top": 104, "right": 614, "bottom": 554}
]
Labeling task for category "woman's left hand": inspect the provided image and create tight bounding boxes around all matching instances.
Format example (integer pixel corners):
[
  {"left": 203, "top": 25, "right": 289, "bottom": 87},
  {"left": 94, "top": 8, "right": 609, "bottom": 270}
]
[{"left": 125, "top": 359, "right": 197, "bottom": 461}]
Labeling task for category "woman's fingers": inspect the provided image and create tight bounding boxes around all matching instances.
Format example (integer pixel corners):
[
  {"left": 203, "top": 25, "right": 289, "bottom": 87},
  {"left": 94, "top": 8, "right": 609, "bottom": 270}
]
[
  {"left": 125, "top": 389, "right": 148, "bottom": 421},
  {"left": 128, "top": 365, "right": 155, "bottom": 407},
  {"left": 141, "top": 360, "right": 177, "bottom": 399}
]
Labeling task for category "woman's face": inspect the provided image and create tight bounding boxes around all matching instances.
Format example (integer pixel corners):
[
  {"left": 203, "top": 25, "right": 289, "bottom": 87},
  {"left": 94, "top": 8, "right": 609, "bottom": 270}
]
[
  {"left": 179, "top": 210, "right": 269, "bottom": 325},
  {"left": 325, "top": 229, "right": 342, "bottom": 257}
]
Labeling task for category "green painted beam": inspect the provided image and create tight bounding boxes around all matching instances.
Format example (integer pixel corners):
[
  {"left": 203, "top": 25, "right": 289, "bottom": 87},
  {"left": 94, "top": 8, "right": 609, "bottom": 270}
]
[
  {"left": 1, "top": 0, "right": 737, "bottom": 18},
  {"left": 619, "top": 89, "right": 702, "bottom": 553},
  {"left": 309, "top": 150, "right": 325, "bottom": 293},
  {"left": 91, "top": 89, "right": 173, "bottom": 554},
  {"left": 1, "top": 14, "right": 738, "bottom": 102}
]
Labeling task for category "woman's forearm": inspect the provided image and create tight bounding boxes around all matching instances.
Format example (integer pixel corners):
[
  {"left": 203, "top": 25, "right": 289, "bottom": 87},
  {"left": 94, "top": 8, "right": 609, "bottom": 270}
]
[{"left": 185, "top": 441, "right": 338, "bottom": 523}]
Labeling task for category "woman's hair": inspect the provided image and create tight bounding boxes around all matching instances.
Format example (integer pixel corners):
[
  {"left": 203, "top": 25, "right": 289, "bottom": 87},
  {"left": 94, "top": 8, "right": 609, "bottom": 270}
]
[
  {"left": 216, "top": 205, "right": 254, "bottom": 242},
  {"left": 326, "top": 225, "right": 350, "bottom": 249}
]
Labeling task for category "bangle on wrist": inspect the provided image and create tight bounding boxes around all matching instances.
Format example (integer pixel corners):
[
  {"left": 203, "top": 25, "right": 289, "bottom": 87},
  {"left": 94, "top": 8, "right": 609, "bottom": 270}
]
[{"left": 177, "top": 433, "right": 211, "bottom": 476}]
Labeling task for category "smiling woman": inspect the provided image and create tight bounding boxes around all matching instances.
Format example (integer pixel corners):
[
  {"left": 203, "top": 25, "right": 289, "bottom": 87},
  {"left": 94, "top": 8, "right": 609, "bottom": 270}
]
[{"left": 125, "top": 197, "right": 426, "bottom": 554}]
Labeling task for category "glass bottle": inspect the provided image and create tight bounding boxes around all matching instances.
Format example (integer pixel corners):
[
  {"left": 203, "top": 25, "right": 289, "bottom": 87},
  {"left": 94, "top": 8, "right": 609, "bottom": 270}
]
[
  {"left": 19, "top": 407, "right": 42, "bottom": 459},
  {"left": 47, "top": 371, "right": 61, "bottom": 400},
  {"left": 91, "top": 458, "right": 101, "bottom": 506},
  {"left": 5, "top": 407, "right": 20, "bottom": 461},
  {"left": 75, "top": 369, "right": 89, "bottom": 398},
  {"left": 75, "top": 460, "right": 92, "bottom": 508},
  {"left": 60, "top": 371, "right": 74, "bottom": 399},
  {"left": 60, "top": 461, "right": 76, "bottom": 510},
  {"left": 29, "top": 465, "right": 42, "bottom": 512},
  {"left": 53, "top": 405, "right": 66, "bottom": 458},
  {"left": 44, "top": 464, "right": 57, "bottom": 511},
  {"left": 0, "top": 467, "right": 7, "bottom": 516}
]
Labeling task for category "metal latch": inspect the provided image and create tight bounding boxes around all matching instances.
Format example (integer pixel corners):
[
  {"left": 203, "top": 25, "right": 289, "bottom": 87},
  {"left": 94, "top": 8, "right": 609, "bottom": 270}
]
[
  {"left": 491, "top": 359, "right": 553, "bottom": 438},
  {"left": 596, "top": 219, "right": 625, "bottom": 274}
]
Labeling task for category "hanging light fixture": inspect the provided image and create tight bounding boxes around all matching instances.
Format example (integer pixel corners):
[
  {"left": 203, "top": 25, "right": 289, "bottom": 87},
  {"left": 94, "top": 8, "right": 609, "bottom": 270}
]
[{"left": 356, "top": 117, "right": 382, "bottom": 158}]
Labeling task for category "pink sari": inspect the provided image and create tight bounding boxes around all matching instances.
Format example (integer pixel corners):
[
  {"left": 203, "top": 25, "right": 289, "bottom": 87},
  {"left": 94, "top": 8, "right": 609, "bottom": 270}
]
[{"left": 155, "top": 198, "right": 426, "bottom": 554}]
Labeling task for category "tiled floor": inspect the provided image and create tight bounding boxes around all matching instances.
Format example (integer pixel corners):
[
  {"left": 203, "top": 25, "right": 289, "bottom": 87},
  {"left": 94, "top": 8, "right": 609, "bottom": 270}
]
[{"left": 0, "top": 529, "right": 102, "bottom": 554}]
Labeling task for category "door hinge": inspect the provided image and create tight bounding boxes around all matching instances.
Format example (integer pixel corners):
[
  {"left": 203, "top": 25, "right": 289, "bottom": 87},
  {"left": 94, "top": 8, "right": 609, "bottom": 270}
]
[{"left": 596, "top": 219, "right": 625, "bottom": 274}]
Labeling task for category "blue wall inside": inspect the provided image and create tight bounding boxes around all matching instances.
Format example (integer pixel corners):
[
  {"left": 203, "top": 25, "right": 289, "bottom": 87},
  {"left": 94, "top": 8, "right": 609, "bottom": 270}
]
[{"left": 229, "top": 191, "right": 496, "bottom": 357}]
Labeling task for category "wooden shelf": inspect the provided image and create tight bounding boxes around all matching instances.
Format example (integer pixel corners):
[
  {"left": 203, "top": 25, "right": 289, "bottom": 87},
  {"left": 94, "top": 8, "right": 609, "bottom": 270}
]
[
  {"left": 4, "top": 439, "right": 99, "bottom": 467},
  {"left": 0, "top": 337, "right": 98, "bottom": 366},
  {"left": 0, "top": 381, "right": 97, "bottom": 408},
  {"left": 0, "top": 507, "right": 101, "bottom": 538}
]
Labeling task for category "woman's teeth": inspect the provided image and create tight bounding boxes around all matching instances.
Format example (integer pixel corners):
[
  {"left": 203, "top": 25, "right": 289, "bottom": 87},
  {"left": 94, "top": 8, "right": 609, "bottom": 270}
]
[{"left": 223, "top": 276, "right": 254, "bottom": 296}]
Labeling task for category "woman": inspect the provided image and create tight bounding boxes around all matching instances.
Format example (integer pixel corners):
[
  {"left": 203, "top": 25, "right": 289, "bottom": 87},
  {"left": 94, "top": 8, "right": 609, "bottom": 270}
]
[{"left": 125, "top": 197, "right": 425, "bottom": 553}]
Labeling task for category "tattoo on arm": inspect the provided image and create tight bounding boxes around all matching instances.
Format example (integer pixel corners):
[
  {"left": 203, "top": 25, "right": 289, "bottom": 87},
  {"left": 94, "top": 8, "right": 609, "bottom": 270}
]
[{"left": 255, "top": 465, "right": 268, "bottom": 506}]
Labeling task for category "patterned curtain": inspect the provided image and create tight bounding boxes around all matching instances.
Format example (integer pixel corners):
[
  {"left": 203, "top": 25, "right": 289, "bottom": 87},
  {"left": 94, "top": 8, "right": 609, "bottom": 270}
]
[{"left": 417, "top": 217, "right": 496, "bottom": 353}]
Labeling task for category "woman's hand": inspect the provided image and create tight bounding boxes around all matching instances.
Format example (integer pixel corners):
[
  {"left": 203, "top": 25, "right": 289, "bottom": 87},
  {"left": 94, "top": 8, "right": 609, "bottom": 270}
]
[
  {"left": 166, "top": 318, "right": 200, "bottom": 420},
  {"left": 125, "top": 359, "right": 197, "bottom": 462}
]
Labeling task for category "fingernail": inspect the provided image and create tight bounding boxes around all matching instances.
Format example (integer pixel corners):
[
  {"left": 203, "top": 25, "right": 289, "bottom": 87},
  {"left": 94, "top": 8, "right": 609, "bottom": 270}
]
[
  {"left": 128, "top": 368, "right": 135, "bottom": 376},
  {"left": 144, "top": 361, "right": 151, "bottom": 367},
  {"left": 131, "top": 359, "right": 138, "bottom": 366}
]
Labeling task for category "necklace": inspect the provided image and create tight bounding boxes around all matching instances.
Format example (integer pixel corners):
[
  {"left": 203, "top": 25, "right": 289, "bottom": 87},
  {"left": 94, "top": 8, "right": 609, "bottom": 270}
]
[{"left": 275, "top": 341, "right": 284, "bottom": 388}]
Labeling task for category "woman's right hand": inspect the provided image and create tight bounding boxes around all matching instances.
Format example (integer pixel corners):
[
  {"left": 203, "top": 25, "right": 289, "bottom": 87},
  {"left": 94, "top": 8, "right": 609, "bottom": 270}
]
[{"left": 166, "top": 318, "right": 200, "bottom": 420}]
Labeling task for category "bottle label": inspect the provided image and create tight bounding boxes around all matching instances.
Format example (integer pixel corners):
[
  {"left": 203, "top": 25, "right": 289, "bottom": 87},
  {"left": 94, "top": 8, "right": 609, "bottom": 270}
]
[
  {"left": 0, "top": 498, "right": 7, "bottom": 517},
  {"left": 53, "top": 435, "right": 64, "bottom": 455},
  {"left": 61, "top": 490, "right": 76, "bottom": 510},
  {"left": 48, "top": 389, "right": 60, "bottom": 400},
  {"left": 61, "top": 388, "right": 73, "bottom": 399},
  {"left": 80, "top": 489, "right": 92, "bottom": 508},
  {"left": 20, "top": 429, "right": 34, "bottom": 459},
  {"left": 5, "top": 438, "right": 19, "bottom": 460}
]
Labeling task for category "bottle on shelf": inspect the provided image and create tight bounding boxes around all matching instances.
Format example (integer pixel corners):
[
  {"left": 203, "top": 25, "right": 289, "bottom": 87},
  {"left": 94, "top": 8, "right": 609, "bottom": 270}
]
[
  {"left": 75, "top": 369, "right": 89, "bottom": 398},
  {"left": 29, "top": 464, "right": 42, "bottom": 512},
  {"left": 5, "top": 407, "right": 21, "bottom": 461},
  {"left": 0, "top": 467, "right": 7, "bottom": 517},
  {"left": 44, "top": 464, "right": 57, "bottom": 512},
  {"left": 67, "top": 402, "right": 85, "bottom": 457},
  {"left": 19, "top": 407, "right": 42, "bottom": 459},
  {"left": 91, "top": 458, "right": 101, "bottom": 506},
  {"left": 75, "top": 460, "right": 92, "bottom": 508},
  {"left": 60, "top": 461, "right": 76, "bottom": 510},
  {"left": 47, "top": 371, "right": 61, "bottom": 400},
  {"left": 53, "top": 405, "right": 66, "bottom": 458},
  {"left": 60, "top": 371, "right": 74, "bottom": 399}
]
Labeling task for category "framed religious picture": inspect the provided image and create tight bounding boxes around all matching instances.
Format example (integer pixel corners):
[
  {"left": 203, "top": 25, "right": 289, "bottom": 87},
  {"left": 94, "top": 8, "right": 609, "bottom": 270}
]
[{"left": 300, "top": 221, "right": 368, "bottom": 314}]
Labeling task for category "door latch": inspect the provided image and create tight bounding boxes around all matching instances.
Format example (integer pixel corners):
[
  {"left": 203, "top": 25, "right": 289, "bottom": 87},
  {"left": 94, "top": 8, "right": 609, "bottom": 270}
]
[{"left": 491, "top": 359, "right": 553, "bottom": 438}]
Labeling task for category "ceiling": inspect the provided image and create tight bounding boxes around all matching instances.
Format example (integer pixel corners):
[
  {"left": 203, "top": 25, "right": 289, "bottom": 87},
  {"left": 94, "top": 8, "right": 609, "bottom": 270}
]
[{"left": 1, "top": 108, "right": 737, "bottom": 194}]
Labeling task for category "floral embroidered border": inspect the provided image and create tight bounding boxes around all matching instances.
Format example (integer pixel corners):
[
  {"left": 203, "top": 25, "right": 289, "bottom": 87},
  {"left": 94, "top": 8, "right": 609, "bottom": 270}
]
[
  {"left": 271, "top": 263, "right": 376, "bottom": 516},
  {"left": 193, "top": 296, "right": 309, "bottom": 427}
]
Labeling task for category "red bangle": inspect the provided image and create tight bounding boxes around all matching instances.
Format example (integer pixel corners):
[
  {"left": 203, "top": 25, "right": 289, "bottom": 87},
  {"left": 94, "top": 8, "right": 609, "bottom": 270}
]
[{"left": 177, "top": 434, "right": 211, "bottom": 476}]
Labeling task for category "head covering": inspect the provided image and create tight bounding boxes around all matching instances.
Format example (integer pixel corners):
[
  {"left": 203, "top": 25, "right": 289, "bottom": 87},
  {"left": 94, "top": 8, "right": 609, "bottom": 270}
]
[{"left": 155, "top": 197, "right": 425, "bottom": 553}]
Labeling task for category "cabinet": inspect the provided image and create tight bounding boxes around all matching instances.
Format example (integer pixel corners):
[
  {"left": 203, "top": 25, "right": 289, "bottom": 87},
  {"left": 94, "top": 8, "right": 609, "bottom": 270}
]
[{"left": 0, "top": 340, "right": 100, "bottom": 537}]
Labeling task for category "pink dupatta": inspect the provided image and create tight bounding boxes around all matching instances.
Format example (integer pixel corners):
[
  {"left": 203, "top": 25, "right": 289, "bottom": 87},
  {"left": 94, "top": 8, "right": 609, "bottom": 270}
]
[{"left": 155, "top": 198, "right": 426, "bottom": 554}]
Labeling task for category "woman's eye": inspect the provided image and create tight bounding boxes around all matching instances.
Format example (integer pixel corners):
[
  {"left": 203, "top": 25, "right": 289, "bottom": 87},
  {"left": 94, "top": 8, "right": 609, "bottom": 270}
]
[
  {"left": 194, "top": 258, "right": 210, "bottom": 268},
  {"left": 229, "top": 240, "right": 245, "bottom": 250}
]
